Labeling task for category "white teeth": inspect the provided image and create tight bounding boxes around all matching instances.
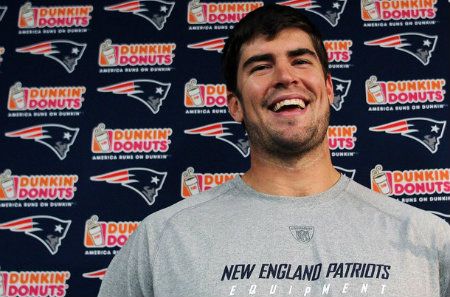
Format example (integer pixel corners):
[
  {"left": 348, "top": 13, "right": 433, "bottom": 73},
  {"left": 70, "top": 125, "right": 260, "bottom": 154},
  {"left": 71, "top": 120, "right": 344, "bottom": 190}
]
[{"left": 272, "top": 99, "right": 306, "bottom": 112}]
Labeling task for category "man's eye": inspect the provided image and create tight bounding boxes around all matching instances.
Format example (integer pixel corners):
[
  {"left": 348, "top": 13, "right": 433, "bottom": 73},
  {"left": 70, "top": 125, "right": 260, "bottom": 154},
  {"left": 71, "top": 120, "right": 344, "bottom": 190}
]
[
  {"left": 250, "top": 64, "right": 270, "bottom": 73},
  {"left": 293, "top": 59, "right": 309, "bottom": 65}
]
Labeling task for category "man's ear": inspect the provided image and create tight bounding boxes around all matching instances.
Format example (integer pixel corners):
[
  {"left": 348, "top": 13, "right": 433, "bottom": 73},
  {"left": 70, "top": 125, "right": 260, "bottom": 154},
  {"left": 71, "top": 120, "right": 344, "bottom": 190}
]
[
  {"left": 326, "top": 74, "right": 334, "bottom": 105},
  {"left": 227, "top": 91, "right": 244, "bottom": 122}
]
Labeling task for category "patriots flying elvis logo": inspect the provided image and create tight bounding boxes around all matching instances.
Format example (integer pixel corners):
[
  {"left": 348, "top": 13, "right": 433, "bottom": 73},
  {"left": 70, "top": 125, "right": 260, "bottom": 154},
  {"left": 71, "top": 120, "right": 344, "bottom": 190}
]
[
  {"left": 5, "top": 124, "right": 79, "bottom": 160},
  {"left": 334, "top": 166, "right": 356, "bottom": 179},
  {"left": 16, "top": 40, "right": 86, "bottom": 73},
  {"left": 187, "top": 37, "right": 227, "bottom": 53},
  {"left": 105, "top": 0, "right": 175, "bottom": 30},
  {"left": 278, "top": 0, "right": 347, "bottom": 27},
  {"left": 364, "top": 33, "right": 437, "bottom": 66},
  {"left": 0, "top": 6, "right": 7, "bottom": 22},
  {"left": 369, "top": 117, "right": 446, "bottom": 154},
  {"left": 83, "top": 268, "right": 107, "bottom": 280},
  {"left": 185, "top": 121, "right": 250, "bottom": 157},
  {"left": 0, "top": 215, "right": 71, "bottom": 255},
  {"left": 331, "top": 77, "right": 351, "bottom": 111},
  {"left": 97, "top": 79, "right": 171, "bottom": 114},
  {"left": 90, "top": 168, "right": 167, "bottom": 205}
]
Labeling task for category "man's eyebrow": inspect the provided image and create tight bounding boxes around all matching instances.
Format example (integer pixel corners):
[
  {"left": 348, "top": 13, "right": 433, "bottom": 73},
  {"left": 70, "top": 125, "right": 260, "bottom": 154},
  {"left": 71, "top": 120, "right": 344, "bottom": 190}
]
[
  {"left": 241, "top": 48, "right": 318, "bottom": 70},
  {"left": 288, "top": 48, "right": 317, "bottom": 58},
  {"left": 242, "top": 54, "right": 273, "bottom": 70}
]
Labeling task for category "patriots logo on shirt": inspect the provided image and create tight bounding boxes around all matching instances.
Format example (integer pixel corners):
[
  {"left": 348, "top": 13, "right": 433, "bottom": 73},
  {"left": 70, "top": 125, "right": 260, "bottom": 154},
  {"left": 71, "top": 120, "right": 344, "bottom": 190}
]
[
  {"left": 0, "top": 6, "right": 7, "bottom": 22},
  {"left": 331, "top": 77, "right": 351, "bottom": 111},
  {"left": 278, "top": 0, "right": 347, "bottom": 27},
  {"left": 369, "top": 117, "right": 446, "bottom": 154},
  {"left": 0, "top": 215, "right": 71, "bottom": 255},
  {"left": 334, "top": 166, "right": 355, "bottom": 179},
  {"left": 90, "top": 168, "right": 167, "bottom": 205},
  {"left": 5, "top": 124, "right": 79, "bottom": 160},
  {"left": 364, "top": 33, "right": 437, "bottom": 66},
  {"left": 16, "top": 40, "right": 87, "bottom": 73},
  {"left": 82, "top": 268, "right": 107, "bottom": 280},
  {"left": 104, "top": 0, "right": 175, "bottom": 30},
  {"left": 97, "top": 79, "right": 171, "bottom": 114},
  {"left": 187, "top": 37, "right": 227, "bottom": 53},
  {"left": 185, "top": 121, "right": 250, "bottom": 157},
  {"left": 289, "top": 226, "right": 314, "bottom": 243}
]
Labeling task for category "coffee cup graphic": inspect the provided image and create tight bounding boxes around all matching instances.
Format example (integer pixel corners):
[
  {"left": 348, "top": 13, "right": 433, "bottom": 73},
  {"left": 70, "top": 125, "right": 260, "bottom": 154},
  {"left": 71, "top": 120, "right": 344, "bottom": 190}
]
[
  {"left": 183, "top": 167, "right": 200, "bottom": 196},
  {"left": 186, "top": 79, "right": 204, "bottom": 106},
  {"left": 190, "top": 0, "right": 205, "bottom": 23},
  {"left": 87, "top": 215, "right": 104, "bottom": 246},
  {"left": 1, "top": 170, "right": 15, "bottom": 199},
  {"left": 21, "top": 3, "right": 35, "bottom": 27},
  {"left": 366, "top": 76, "right": 385, "bottom": 104},
  {"left": 371, "top": 165, "right": 392, "bottom": 195},
  {"left": 10, "top": 82, "right": 26, "bottom": 110},
  {"left": 94, "top": 123, "right": 111, "bottom": 152},
  {"left": 101, "top": 40, "right": 116, "bottom": 66},
  {"left": 363, "top": 0, "right": 380, "bottom": 20}
]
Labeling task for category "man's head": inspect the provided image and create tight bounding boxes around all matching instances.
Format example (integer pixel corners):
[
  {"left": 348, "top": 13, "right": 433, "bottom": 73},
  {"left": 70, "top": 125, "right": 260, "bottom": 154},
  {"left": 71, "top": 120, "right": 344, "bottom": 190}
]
[
  {"left": 222, "top": 4, "right": 329, "bottom": 96},
  {"left": 222, "top": 4, "right": 334, "bottom": 159}
]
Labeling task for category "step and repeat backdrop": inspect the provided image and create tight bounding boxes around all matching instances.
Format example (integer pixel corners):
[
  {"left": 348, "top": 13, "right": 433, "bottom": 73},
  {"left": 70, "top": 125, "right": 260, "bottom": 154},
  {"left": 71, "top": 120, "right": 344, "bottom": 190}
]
[{"left": 0, "top": 0, "right": 449, "bottom": 296}]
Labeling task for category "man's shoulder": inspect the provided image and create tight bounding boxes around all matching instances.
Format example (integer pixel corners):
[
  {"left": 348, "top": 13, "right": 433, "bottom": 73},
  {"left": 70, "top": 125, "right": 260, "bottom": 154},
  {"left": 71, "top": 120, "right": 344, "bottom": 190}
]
[
  {"left": 346, "top": 178, "right": 449, "bottom": 234},
  {"left": 140, "top": 177, "right": 237, "bottom": 232}
]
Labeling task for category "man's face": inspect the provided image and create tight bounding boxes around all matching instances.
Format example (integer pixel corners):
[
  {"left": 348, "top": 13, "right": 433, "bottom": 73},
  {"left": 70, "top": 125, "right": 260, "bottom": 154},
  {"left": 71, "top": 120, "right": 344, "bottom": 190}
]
[{"left": 228, "top": 28, "right": 334, "bottom": 157}]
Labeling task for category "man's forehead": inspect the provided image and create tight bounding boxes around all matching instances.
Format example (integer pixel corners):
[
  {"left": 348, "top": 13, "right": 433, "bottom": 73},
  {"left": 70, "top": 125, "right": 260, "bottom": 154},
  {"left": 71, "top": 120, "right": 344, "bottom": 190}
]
[{"left": 238, "top": 28, "right": 316, "bottom": 63}]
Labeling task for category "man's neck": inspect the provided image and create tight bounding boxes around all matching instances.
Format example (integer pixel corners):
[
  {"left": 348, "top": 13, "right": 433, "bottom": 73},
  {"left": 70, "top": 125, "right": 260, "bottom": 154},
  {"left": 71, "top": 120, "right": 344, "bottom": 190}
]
[{"left": 242, "top": 142, "right": 340, "bottom": 197}]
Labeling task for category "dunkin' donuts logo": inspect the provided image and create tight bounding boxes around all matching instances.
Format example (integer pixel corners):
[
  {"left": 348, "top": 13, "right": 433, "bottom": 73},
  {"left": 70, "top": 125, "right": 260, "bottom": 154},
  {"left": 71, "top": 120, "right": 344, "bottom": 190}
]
[
  {"left": 328, "top": 125, "right": 357, "bottom": 150},
  {"left": 84, "top": 215, "right": 139, "bottom": 248},
  {"left": 8, "top": 82, "right": 85, "bottom": 111},
  {"left": 187, "top": 1, "right": 262, "bottom": 24},
  {"left": 0, "top": 270, "right": 70, "bottom": 297},
  {"left": 91, "top": 123, "right": 172, "bottom": 154},
  {"left": 324, "top": 40, "right": 353, "bottom": 63},
  {"left": 366, "top": 76, "right": 445, "bottom": 105},
  {"left": 0, "top": 169, "right": 77, "bottom": 201},
  {"left": 98, "top": 39, "right": 176, "bottom": 67},
  {"left": 18, "top": 3, "right": 93, "bottom": 28},
  {"left": 361, "top": 0, "right": 437, "bottom": 22},
  {"left": 370, "top": 164, "right": 450, "bottom": 196},
  {"left": 184, "top": 79, "right": 227, "bottom": 108},
  {"left": 181, "top": 167, "right": 240, "bottom": 198}
]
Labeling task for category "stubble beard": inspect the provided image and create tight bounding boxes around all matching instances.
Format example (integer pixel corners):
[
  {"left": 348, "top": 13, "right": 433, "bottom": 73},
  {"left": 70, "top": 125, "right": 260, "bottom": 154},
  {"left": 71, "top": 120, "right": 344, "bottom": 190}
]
[{"left": 244, "top": 107, "right": 330, "bottom": 161}]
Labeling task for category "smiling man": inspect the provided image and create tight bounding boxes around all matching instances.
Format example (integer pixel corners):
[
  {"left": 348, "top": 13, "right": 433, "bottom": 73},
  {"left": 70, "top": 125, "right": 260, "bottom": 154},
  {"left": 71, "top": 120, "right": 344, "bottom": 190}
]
[{"left": 98, "top": 5, "right": 450, "bottom": 297}]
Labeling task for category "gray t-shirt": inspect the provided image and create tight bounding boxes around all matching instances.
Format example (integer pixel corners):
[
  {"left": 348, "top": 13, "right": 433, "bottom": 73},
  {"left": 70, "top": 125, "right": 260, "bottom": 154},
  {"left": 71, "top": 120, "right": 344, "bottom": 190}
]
[{"left": 98, "top": 175, "right": 450, "bottom": 297}]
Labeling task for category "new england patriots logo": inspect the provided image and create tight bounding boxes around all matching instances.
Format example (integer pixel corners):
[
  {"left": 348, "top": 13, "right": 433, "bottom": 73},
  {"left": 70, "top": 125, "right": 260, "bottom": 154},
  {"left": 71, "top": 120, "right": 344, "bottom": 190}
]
[
  {"left": 369, "top": 118, "right": 446, "bottom": 154},
  {"left": 0, "top": 215, "right": 71, "bottom": 255},
  {"left": 105, "top": 0, "right": 174, "bottom": 30},
  {"left": 83, "top": 268, "right": 107, "bottom": 280},
  {"left": 0, "top": 6, "right": 7, "bottom": 22},
  {"left": 278, "top": 0, "right": 347, "bottom": 27},
  {"left": 187, "top": 37, "right": 227, "bottom": 53},
  {"left": 334, "top": 166, "right": 356, "bottom": 179},
  {"left": 364, "top": 33, "right": 437, "bottom": 66},
  {"left": 331, "top": 77, "right": 351, "bottom": 111},
  {"left": 90, "top": 168, "right": 167, "bottom": 205},
  {"left": 185, "top": 121, "right": 250, "bottom": 157},
  {"left": 97, "top": 79, "right": 171, "bottom": 114},
  {"left": 16, "top": 40, "right": 86, "bottom": 73},
  {"left": 5, "top": 124, "right": 79, "bottom": 160}
]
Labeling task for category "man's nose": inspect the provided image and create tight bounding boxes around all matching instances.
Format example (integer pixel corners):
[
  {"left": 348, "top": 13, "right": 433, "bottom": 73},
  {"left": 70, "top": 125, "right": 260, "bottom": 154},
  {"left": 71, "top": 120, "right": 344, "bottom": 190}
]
[{"left": 273, "top": 62, "right": 298, "bottom": 88}]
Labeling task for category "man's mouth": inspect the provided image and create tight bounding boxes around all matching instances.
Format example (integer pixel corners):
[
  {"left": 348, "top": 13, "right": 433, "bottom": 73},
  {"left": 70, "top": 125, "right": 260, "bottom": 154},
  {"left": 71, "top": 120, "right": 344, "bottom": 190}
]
[{"left": 270, "top": 99, "right": 306, "bottom": 112}]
